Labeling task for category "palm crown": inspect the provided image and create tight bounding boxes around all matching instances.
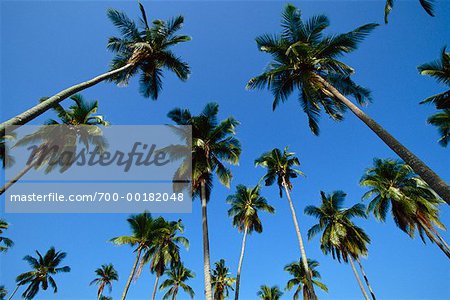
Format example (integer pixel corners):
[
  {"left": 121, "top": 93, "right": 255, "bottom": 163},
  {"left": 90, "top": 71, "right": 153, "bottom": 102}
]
[
  {"left": 159, "top": 263, "right": 195, "bottom": 300},
  {"left": 305, "top": 191, "right": 370, "bottom": 262},
  {"left": 284, "top": 259, "right": 328, "bottom": 300},
  {"left": 107, "top": 3, "right": 191, "bottom": 99},
  {"left": 90, "top": 263, "right": 119, "bottom": 299},
  {"left": 257, "top": 285, "right": 283, "bottom": 300},
  {"left": 227, "top": 184, "right": 275, "bottom": 233},
  {"left": 211, "top": 259, "right": 236, "bottom": 300},
  {"left": 16, "top": 247, "right": 71, "bottom": 299},
  {"left": 247, "top": 4, "right": 377, "bottom": 135},
  {"left": 0, "top": 219, "right": 13, "bottom": 252}
]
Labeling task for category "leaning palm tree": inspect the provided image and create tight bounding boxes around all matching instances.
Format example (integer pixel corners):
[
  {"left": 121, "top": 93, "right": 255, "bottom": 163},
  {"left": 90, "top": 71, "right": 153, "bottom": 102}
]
[
  {"left": 9, "top": 247, "right": 70, "bottom": 299},
  {"left": 427, "top": 110, "right": 450, "bottom": 147},
  {"left": 257, "top": 285, "right": 283, "bottom": 300},
  {"left": 0, "top": 219, "right": 13, "bottom": 252},
  {"left": 384, "top": 0, "right": 435, "bottom": 23},
  {"left": 137, "top": 219, "right": 189, "bottom": 300},
  {"left": 0, "top": 2, "right": 190, "bottom": 133},
  {"left": 227, "top": 184, "right": 275, "bottom": 300},
  {"left": 246, "top": 4, "right": 449, "bottom": 203},
  {"left": 284, "top": 259, "right": 328, "bottom": 300},
  {"left": 360, "top": 158, "right": 450, "bottom": 258},
  {"left": 159, "top": 263, "right": 195, "bottom": 300},
  {"left": 305, "top": 191, "right": 374, "bottom": 300},
  {"left": 167, "top": 103, "right": 241, "bottom": 300},
  {"left": 111, "top": 212, "right": 159, "bottom": 300},
  {"left": 211, "top": 259, "right": 236, "bottom": 300},
  {"left": 255, "top": 147, "right": 316, "bottom": 299},
  {"left": 0, "top": 94, "right": 108, "bottom": 195},
  {"left": 90, "top": 264, "right": 119, "bottom": 299}
]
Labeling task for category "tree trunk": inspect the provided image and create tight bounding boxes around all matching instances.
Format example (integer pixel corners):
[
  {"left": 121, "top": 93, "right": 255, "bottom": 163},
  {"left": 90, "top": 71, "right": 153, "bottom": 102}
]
[
  {"left": 234, "top": 226, "right": 248, "bottom": 300},
  {"left": 282, "top": 179, "right": 317, "bottom": 300},
  {"left": 7, "top": 285, "right": 19, "bottom": 300},
  {"left": 348, "top": 255, "right": 370, "bottom": 300},
  {"left": 151, "top": 275, "right": 160, "bottom": 300},
  {"left": 0, "top": 64, "right": 133, "bottom": 135},
  {"left": 356, "top": 257, "right": 376, "bottom": 300},
  {"left": 171, "top": 285, "right": 178, "bottom": 300},
  {"left": 121, "top": 247, "right": 142, "bottom": 300},
  {"left": 201, "top": 181, "right": 213, "bottom": 300},
  {"left": 316, "top": 75, "right": 450, "bottom": 204},
  {"left": 0, "top": 160, "right": 34, "bottom": 195}
]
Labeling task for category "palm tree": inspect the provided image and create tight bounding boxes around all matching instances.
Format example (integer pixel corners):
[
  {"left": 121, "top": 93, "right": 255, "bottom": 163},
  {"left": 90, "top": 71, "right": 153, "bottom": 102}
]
[
  {"left": 284, "top": 259, "right": 328, "bottom": 300},
  {"left": 137, "top": 219, "right": 189, "bottom": 300},
  {"left": 360, "top": 158, "right": 450, "bottom": 258},
  {"left": 159, "top": 263, "right": 195, "bottom": 300},
  {"left": 111, "top": 212, "right": 159, "bottom": 300},
  {"left": 0, "top": 286, "right": 7, "bottom": 300},
  {"left": 427, "top": 110, "right": 450, "bottom": 147},
  {"left": 246, "top": 4, "right": 450, "bottom": 203},
  {"left": 10, "top": 247, "right": 70, "bottom": 299},
  {"left": 211, "top": 259, "right": 236, "bottom": 300},
  {"left": 255, "top": 147, "right": 316, "bottom": 299},
  {"left": 167, "top": 103, "right": 241, "bottom": 300},
  {"left": 256, "top": 285, "right": 283, "bottom": 300},
  {"left": 0, "top": 219, "right": 13, "bottom": 252},
  {"left": 227, "top": 184, "right": 275, "bottom": 300},
  {"left": 1, "top": 132, "right": 16, "bottom": 168},
  {"left": 90, "top": 264, "right": 119, "bottom": 299},
  {"left": 0, "top": 2, "right": 190, "bottom": 133},
  {"left": 0, "top": 94, "right": 108, "bottom": 194},
  {"left": 305, "top": 191, "right": 374, "bottom": 300},
  {"left": 384, "top": 0, "right": 435, "bottom": 23}
]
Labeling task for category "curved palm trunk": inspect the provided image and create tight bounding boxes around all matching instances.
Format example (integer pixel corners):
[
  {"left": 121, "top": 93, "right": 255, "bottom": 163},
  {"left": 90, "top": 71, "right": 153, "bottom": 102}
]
[
  {"left": 0, "top": 64, "right": 133, "bottom": 135},
  {"left": 356, "top": 257, "right": 376, "bottom": 300},
  {"left": 121, "top": 247, "right": 142, "bottom": 300},
  {"left": 0, "top": 161, "right": 34, "bottom": 195},
  {"left": 200, "top": 181, "right": 213, "bottom": 300},
  {"left": 234, "top": 226, "right": 248, "bottom": 300},
  {"left": 317, "top": 76, "right": 450, "bottom": 204},
  {"left": 282, "top": 179, "right": 317, "bottom": 300},
  {"left": 7, "top": 285, "right": 19, "bottom": 300},
  {"left": 151, "top": 275, "right": 160, "bottom": 300},
  {"left": 348, "top": 256, "right": 370, "bottom": 300}
]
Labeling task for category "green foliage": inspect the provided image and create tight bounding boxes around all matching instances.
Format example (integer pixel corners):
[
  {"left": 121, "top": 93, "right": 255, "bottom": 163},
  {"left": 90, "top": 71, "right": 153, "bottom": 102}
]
[
  {"left": 427, "top": 109, "right": 450, "bottom": 147},
  {"left": 0, "top": 219, "right": 13, "bottom": 252},
  {"left": 211, "top": 259, "right": 236, "bottom": 300},
  {"left": 107, "top": 3, "right": 191, "bottom": 99},
  {"left": 247, "top": 4, "right": 377, "bottom": 135},
  {"left": 0, "top": 286, "right": 6, "bottom": 300},
  {"left": 257, "top": 285, "right": 283, "bottom": 300},
  {"left": 89, "top": 263, "right": 119, "bottom": 298},
  {"left": 284, "top": 259, "right": 328, "bottom": 300},
  {"left": 15, "top": 247, "right": 71, "bottom": 299},
  {"left": 384, "top": 0, "right": 435, "bottom": 24},
  {"left": 159, "top": 263, "right": 195, "bottom": 300}
]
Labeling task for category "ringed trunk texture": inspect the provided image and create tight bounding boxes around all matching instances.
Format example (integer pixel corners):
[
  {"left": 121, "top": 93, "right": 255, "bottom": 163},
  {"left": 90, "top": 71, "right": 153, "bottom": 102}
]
[
  {"left": 7, "top": 285, "right": 19, "bottom": 300},
  {"left": 0, "top": 64, "right": 133, "bottom": 134},
  {"left": 234, "top": 226, "right": 248, "bottom": 300},
  {"left": 317, "top": 76, "right": 450, "bottom": 204},
  {"left": 121, "top": 248, "right": 142, "bottom": 300},
  {"left": 356, "top": 257, "right": 377, "bottom": 300},
  {"left": 0, "top": 160, "right": 34, "bottom": 195},
  {"left": 200, "top": 181, "right": 213, "bottom": 300},
  {"left": 282, "top": 179, "right": 317, "bottom": 300},
  {"left": 151, "top": 275, "right": 160, "bottom": 300},
  {"left": 348, "top": 256, "right": 370, "bottom": 300}
]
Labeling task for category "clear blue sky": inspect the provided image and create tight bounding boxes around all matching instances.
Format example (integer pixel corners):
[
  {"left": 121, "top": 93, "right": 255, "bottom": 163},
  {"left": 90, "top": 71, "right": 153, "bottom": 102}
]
[{"left": 1, "top": 1, "right": 449, "bottom": 299}]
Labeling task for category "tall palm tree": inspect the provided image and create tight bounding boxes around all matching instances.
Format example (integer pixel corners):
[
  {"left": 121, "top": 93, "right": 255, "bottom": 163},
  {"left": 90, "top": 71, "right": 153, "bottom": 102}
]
[
  {"left": 384, "top": 0, "right": 435, "bottom": 23},
  {"left": 90, "top": 264, "right": 119, "bottom": 299},
  {"left": 0, "top": 2, "right": 190, "bottom": 133},
  {"left": 9, "top": 247, "right": 70, "bottom": 299},
  {"left": 427, "top": 110, "right": 450, "bottom": 147},
  {"left": 0, "top": 219, "right": 13, "bottom": 252},
  {"left": 211, "top": 259, "right": 236, "bottom": 300},
  {"left": 284, "top": 259, "right": 328, "bottom": 300},
  {"left": 0, "top": 94, "right": 108, "bottom": 194},
  {"left": 256, "top": 285, "right": 283, "bottom": 300},
  {"left": 111, "top": 212, "right": 159, "bottom": 300},
  {"left": 360, "top": 158, "right": 450, "bottom": 258},
  {"left": 167, "top": 103, "right": 241, "bottom": 300},
  {"left": 246, "top": 4, "right": 450, "bottom": 203},
  {"left": 159, "top": 263, "right": 195, "bottom": 300},
  {"left": 227, "top": 184, "right": 275, "bottom": 300},
  {"left": 255, "top": 147, "right": 316, "bottom": 299},
  {"left": 305, "top": 191, "right": 374, "bottom": 300},
  {"left": 137, "top": 219, "right": 189, "bottom": 300}
]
